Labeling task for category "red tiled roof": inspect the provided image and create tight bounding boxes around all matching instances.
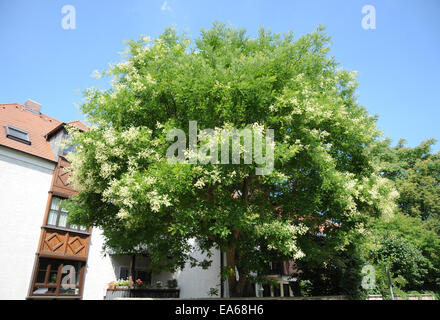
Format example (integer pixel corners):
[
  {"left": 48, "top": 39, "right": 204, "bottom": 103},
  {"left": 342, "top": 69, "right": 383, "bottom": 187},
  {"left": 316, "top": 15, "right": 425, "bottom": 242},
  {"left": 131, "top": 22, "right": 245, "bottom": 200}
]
[
  {"left": 45, "top": 119, "right": 89, "bottom": 140},
  {"left": 67, "top": 120, "right": 88, "bottom": 132},
  {"left": 0, "top": 102, "right": 87, "bottom": 162}
]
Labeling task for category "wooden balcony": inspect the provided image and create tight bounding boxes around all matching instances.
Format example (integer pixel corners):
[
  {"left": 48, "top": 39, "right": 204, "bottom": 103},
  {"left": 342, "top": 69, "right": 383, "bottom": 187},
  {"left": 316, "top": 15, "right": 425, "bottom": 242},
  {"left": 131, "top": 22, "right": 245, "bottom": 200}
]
[{"left": 38, "top": 226, "right": 89, "bottom": 260}]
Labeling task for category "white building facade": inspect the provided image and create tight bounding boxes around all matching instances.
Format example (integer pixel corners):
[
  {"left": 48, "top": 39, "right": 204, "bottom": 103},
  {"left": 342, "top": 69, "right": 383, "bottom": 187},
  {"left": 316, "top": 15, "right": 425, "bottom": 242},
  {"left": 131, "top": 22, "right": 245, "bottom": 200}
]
[
  {"left": 0, "top": 146, "right": 55, "bottom": 299},
  {"left": 0, "top": 101, "right": 223, "bottom": 300}
]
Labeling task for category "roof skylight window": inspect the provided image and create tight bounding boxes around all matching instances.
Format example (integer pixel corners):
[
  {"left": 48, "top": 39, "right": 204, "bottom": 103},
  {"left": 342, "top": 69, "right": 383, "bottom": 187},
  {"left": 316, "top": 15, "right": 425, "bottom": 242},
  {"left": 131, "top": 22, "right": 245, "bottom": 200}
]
[{"left": 5, "top": 125, "right": 31, "bottom": 145}]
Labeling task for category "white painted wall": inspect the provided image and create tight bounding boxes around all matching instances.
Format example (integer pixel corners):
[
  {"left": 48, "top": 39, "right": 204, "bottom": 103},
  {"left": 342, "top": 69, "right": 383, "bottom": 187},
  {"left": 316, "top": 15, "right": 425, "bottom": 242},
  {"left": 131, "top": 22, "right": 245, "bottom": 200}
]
[
  {"left": 0, "top": 146, "right": 223, "bottom": 300},
  {"left": 0, "top": 146, "right": 55, "bottom": 299},
  {"left": 82, "top": 228, "right": 118, "bottom": 299},
  {"left": 82, "top": 229, "right": 175, "bottom": 299},
  {"left": 82, "top": 233, "right": 222, "bottom": 299},
  {"left": 174, "top": 239, "right": 222, "bottom": 298}
]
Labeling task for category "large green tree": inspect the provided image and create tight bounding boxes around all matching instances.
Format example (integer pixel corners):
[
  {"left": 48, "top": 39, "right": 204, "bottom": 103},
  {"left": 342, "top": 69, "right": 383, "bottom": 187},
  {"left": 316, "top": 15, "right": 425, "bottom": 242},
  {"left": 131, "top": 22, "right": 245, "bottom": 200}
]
[
  {"left": 379, "top": 138, "right": 440, "bottom": 222},
  {"left": 356, "top": 138, "right": 440, "bottom": 297},
  {"left": 361, "top": 213, "right": 440, "bottom": 296},
  {"left": 65, "top": 23, "right": 397, "bottom": 296}
]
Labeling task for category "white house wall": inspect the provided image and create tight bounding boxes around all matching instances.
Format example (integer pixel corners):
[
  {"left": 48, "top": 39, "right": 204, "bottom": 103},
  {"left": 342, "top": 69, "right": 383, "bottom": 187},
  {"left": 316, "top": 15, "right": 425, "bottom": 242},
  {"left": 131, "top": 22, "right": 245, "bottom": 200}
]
[
  {"left": 82, "top": 228, "right": 167, "bottom": 299},
  {"left": 0, "top": 146, "right": 55, "bottom": 299},
  {"left": 83, "top": 232, "right": 222, "bottom": 299},
  {"left": 174, "top": 239, "right": 222, "bottom": 298},
  {"left": 82, "top": 228, "right": 117, "bottom": 299},
  {"left": 0, "top": 145, "right": 223, "bottom": 299}
]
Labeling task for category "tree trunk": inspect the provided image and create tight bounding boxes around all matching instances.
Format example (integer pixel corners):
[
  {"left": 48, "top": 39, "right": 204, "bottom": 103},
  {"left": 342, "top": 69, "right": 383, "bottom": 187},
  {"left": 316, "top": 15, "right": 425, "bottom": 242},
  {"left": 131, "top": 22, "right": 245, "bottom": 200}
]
[
  {"left": 225, "top": 243, "right": 249, "bottom": 297},
  {"left": 226, "top": 178, "right": 252, "bottom": 297},
  {"left": 226, "top": 248, "right": 239, "bottom": 297},
  {"left": 129, "top": 254, "right": 136, "bottom": 286}
]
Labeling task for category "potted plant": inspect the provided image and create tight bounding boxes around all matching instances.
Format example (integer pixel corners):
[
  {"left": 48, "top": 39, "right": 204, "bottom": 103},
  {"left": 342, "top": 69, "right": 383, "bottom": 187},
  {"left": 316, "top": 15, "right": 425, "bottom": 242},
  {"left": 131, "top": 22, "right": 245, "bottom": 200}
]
[
  {"left": 108, "top": 281, "right": 116, "bottom": 290},
  {"left": 135, "top": 279, "right": 143, "bottom": 288},
  {"left": 116, "top": 279, "right": 130, "bottom": 289},
  {"left": 167, "top": 279, "right": 178, "bottom": 289},
  {"left": 49, "top": 273, "right": 57, "bottom": 284}
]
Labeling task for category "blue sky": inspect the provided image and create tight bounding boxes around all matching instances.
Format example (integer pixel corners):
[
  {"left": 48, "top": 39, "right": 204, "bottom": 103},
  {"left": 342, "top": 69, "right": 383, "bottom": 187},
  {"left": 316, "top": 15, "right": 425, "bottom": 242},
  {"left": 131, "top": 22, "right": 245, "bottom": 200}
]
[{"left": 1, "top": 0, "right": 439, "bottom": 150}]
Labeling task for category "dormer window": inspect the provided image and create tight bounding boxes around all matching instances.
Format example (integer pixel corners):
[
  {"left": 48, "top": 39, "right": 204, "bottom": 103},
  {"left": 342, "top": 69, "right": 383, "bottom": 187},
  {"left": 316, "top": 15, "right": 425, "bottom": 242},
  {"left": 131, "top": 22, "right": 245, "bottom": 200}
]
[
  {"left": 5, "top": 125, "right": 31, "bottom": 145},
  {"left": 63, "top": 135, "right": 75, "bottom": 155}
]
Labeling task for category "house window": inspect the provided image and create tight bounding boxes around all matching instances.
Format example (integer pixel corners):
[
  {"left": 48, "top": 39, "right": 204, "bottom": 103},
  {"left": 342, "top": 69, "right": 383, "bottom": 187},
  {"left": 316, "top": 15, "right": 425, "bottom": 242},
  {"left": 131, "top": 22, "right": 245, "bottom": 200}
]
[
  {"left": 63, "top": 144, "right": 74, "bottom": 155},
  {"left": 268, "top": 262, "right": 285, "bottom": 275},
  {"left": 5, "top": 125, "right": 31, "bottom": 145},
  {"left": 31, "top": 258, "right": 85, "bottom": 297},
  {"left": 47, "top": 196, "right": 87, "bottom": 232},
  {"left": 119, "top": 267, "right": 129, "bottom": 280},
  {"left": 119, "top": 266, "right": 151, "bottom": 284},
  {"left": 63, "top": 135, "right": 76, "bottom": 155},
  {"left": 135, "top": 270, "right": 151, "bottom": 284}
]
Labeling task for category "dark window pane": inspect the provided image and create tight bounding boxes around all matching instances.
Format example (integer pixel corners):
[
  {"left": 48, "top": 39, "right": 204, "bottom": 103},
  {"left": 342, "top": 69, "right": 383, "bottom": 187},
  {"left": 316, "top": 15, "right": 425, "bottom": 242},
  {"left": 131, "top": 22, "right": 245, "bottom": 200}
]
[
  {"left": 9, "top": 127, "right": 29, "bottom": 140},
  {"left": 135, "top": 270, "right": 151, "bottom": 284},
  {"left": 36, "top": 270, "right": 46, "bottom": 283},
  {"left": 119, "top": 267, "right": 129, "bottom": 280},
  {"left": 6, "top": 125, "right": 31, "bottom": 144},
  {"left": 32, "top": 258, "right": 85, "bottom": 296},
  {"left": 48, "top": 272, "right": 58, "bottom": 284},
  {"left": 283, "top": 284, "right": 290, "bottom": 297}
]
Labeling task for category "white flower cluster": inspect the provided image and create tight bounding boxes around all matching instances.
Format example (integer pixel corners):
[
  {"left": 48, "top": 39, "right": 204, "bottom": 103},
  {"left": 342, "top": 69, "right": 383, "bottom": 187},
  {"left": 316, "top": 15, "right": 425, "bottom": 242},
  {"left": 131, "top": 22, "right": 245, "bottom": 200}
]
[
  {"left": 147, "top": 190, "right": 172, "bottom": 212},
  {"left": 258, "top": 220, "right": 308, "bottom": 258}
]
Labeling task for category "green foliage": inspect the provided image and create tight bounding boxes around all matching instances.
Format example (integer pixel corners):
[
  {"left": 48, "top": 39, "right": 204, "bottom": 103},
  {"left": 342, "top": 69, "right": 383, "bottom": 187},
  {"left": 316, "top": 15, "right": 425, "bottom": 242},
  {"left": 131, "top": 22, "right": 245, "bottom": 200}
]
[
  {"left": 111, "top": 279, "right": 131, "bottom": 287},
  {"left": 298, "top": 281, "right": 312, "bottom": 297},
  {"left": 379, "top": 138, "right": 440, "bottom": 221},
  {"left": 207, "top": 287, "right": 219, "bottom": 297},
  {"left": 362, "top": 214, "right": 440, "bottom": 295},
  {"left": 167, "top": 279, "right": 178, "bottom": 288},
  {"left": 65, "top": 22, "right": 397, "bottom": 296},
  {"left": 293, "top": 243, "right": 366, "bottom": 299},
  {"left": 358, "top": 139, "right": 440, "bottom": 298},
  {"left": 371, "top": 236, "right": 428, "bottom": 288}
]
